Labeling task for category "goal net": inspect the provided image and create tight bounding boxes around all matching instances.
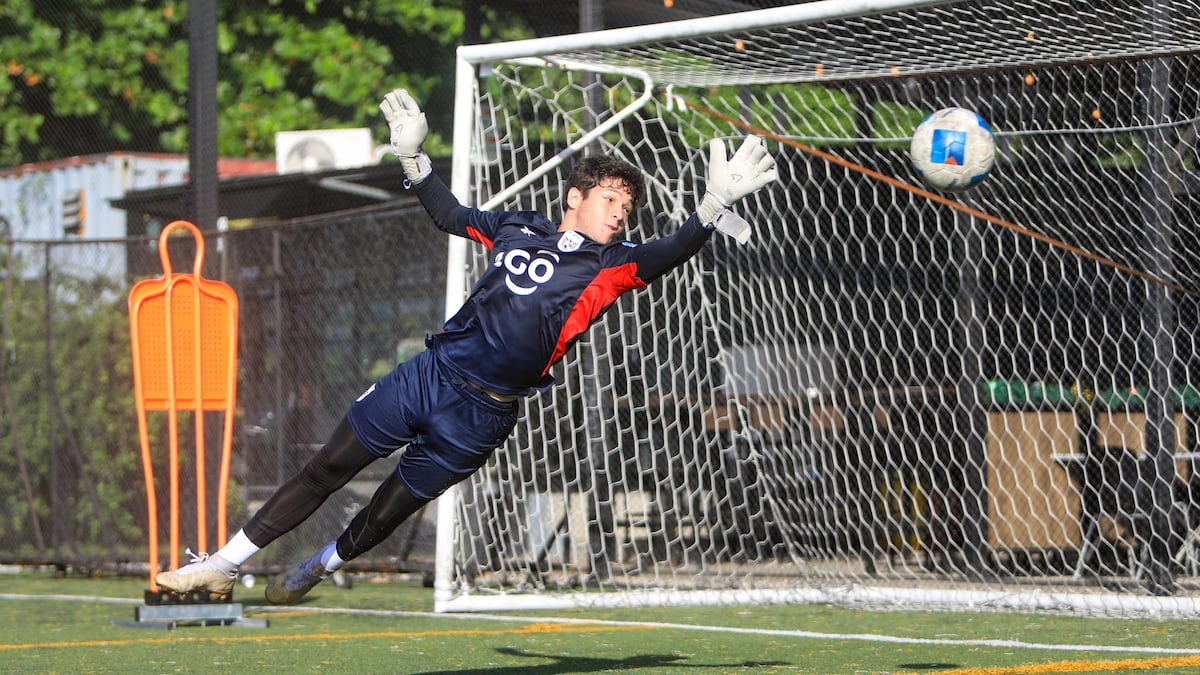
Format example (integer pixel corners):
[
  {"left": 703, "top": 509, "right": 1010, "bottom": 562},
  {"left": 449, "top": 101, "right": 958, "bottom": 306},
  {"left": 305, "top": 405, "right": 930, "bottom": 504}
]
[{"left": 434, "top": 0, "right": 1200, "bottom": 617}]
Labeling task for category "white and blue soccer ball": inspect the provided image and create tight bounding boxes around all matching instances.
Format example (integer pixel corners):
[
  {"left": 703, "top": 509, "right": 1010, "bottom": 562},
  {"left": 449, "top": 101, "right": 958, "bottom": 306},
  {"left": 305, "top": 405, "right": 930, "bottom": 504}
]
[{"left": 909, "top": 107, "right": 995, "bottom": 193}]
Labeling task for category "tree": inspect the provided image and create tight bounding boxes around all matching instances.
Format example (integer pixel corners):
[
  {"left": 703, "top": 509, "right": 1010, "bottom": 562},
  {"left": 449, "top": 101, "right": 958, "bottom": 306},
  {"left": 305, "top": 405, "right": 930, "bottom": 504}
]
[
  {"left": 0, "top": 0, "right": 530, "bottom": 167},
  {"left": 0, "top": 246, "right": 146, "bottom": 556}
]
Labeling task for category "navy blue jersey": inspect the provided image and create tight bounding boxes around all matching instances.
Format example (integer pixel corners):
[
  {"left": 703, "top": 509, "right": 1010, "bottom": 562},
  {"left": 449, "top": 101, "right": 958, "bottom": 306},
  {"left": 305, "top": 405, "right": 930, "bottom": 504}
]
[{"left": 413, "top": 173, "right": 713, "bottom": 396}]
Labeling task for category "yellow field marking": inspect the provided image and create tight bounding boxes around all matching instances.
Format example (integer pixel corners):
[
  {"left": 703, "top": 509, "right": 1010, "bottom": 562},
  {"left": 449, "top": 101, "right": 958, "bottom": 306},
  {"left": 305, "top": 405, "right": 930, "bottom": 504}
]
[
  {"left": 0, "top": 621, "right": 653, "bottom": 653},
  {"left": 908, "top": 654, "right": 1200, "bottom": 675}
]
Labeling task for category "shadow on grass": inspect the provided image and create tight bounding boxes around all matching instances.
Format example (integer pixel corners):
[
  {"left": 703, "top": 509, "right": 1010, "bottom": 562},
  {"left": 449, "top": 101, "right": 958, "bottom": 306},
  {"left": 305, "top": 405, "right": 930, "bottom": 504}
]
[{"left": 410, "top": 647, "right": 790, "bottom": 674}]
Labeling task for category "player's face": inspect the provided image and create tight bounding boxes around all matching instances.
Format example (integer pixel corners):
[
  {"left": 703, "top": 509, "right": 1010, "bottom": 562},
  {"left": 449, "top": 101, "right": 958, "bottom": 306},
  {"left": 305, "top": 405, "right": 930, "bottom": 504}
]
[{"left": 566, "top": 178, "right": 634, "bottom": 244}]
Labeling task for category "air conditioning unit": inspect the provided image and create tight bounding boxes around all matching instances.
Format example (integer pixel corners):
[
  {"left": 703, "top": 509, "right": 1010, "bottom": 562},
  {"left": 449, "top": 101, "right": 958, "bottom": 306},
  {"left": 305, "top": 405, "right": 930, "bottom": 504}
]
[{"left": 275, "top": 128, "right": 374, "bottom": 174}]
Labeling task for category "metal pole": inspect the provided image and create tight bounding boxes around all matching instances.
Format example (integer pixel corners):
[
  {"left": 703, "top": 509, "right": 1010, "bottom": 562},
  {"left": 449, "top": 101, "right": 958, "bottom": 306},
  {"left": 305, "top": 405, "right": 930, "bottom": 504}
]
[
  {"left": 953, "top": 210, "right": 990, "bottom": 570},
  {"left": 1136, "top": 0, "right": 1179, "bottom": 596},
  {"left": 273, "top": 230, "right": 285, "bottom": 487},
  {"left": 577, "top": 0, "right": 617, "bottom": 582},
  {"left": 189, "top": 0, "right": 219, "bottom": 231},
  {"left": 44, "top": 245, "right": 59, "bottom": 553}
]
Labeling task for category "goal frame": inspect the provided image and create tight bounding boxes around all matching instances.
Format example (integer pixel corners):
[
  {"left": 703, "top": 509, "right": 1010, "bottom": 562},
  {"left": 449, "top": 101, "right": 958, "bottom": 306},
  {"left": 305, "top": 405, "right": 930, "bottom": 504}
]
[
  {"left": 432, "top": 0, "right": 1200, "bottom": 615},
  {"left": 437, "top": 1, "right": 939, "bottom": 614}
]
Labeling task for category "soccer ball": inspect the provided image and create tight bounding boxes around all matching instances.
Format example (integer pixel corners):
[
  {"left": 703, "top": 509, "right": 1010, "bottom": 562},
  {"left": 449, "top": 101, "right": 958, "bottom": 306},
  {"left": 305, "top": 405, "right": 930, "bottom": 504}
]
[{"left": 909, "top": 107, "right": 996, "bottom": 193}]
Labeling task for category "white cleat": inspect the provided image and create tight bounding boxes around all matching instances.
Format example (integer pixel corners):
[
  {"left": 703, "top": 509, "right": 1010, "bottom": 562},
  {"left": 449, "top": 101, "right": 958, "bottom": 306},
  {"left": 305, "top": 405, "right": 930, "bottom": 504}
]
[{"left": 154, "top": 549, "right": 237, "bottom": 597}]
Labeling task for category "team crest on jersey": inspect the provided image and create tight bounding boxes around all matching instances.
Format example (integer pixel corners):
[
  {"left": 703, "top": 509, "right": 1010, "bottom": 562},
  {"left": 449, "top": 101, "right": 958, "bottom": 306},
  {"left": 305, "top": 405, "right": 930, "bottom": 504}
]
[{"left": 557, "top": 231, "right": 584, "bottom": 252}]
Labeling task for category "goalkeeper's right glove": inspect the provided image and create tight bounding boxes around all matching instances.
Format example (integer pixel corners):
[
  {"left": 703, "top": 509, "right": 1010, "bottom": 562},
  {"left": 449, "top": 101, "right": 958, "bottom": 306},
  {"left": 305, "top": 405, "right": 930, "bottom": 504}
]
[
  {"left": 379, "top": 88, "right": 433, "bottom": 183},
  {"left": 696, "top": 135, "right": 778, "bottom": 226}
]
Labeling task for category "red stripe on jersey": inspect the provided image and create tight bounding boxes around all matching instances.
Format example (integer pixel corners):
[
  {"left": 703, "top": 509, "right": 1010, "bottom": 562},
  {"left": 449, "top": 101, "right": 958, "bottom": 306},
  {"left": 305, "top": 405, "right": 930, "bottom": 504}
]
[
  {"left": 466, "top": 226, "right": 494, "bottom": 251},
  {"left": 543, "top": 262, "right": 647, "bottom": 375}
]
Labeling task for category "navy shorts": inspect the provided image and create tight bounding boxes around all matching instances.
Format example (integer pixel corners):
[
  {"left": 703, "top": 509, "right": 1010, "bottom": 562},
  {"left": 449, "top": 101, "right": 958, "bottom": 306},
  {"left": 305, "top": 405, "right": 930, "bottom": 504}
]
[{"left": 346, "top": 349, "right": 519, "bottom": 500}]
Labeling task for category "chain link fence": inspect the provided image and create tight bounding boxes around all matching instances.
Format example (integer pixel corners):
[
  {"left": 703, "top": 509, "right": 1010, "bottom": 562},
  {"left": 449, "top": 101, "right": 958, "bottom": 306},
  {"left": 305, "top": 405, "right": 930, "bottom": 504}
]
[{"left": 1, "top": 204, "right": 447, "bottom": 575}]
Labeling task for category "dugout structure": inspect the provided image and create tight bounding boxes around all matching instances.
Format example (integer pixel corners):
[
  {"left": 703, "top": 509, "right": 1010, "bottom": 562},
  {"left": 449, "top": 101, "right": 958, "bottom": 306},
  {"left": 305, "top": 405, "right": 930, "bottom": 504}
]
[{"left": 433, "top": 0, "right": 1200, "bottom": 617}]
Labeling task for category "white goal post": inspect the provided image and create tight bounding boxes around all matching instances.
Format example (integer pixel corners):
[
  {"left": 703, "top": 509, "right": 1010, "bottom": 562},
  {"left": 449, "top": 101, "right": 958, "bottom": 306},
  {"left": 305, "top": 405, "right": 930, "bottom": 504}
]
[{"left": 434, "top": 0, "right": 1200, "bottom": 617}]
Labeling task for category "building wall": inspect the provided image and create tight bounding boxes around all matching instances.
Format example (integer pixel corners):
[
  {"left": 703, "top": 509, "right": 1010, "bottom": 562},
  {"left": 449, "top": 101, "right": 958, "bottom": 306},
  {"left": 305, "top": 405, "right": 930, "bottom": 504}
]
[
  {"left": 0, "top": 153, "right": 195, "bottom": 241},
  {"left": 0, "top": 153, "right": 274, "bottom": 281}
]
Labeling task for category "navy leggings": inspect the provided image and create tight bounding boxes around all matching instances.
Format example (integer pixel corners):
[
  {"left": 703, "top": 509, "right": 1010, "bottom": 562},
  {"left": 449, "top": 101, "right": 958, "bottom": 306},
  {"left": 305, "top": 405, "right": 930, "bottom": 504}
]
[
  {"left": 241, "top": 416, "right": 428, "bottom": 561},
  {"left": 242, "top": 349, "right": 517, "bottom": 561}
]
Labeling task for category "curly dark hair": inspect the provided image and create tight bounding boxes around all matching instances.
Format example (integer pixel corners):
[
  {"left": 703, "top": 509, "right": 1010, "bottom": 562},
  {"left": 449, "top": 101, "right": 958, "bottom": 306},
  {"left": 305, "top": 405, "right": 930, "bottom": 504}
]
[{"left": 565, "top": 155, "right": 647, "bottom": 209}]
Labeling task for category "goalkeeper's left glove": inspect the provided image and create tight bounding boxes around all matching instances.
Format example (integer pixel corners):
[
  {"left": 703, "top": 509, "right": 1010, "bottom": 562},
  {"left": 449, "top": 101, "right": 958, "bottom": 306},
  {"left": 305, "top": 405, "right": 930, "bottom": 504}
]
[
  {"left": 697, "top": 135, "right": 778, "bottom": 226},
  {"left": 379, "top": 88, "right": 433, "bottom": 183}
]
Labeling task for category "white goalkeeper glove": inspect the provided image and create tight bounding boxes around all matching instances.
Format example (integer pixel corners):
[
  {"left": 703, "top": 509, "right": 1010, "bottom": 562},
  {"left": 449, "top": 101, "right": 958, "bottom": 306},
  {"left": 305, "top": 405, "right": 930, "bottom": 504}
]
[
  {"left": 696, "top": 135, "right": 778, "bottom": 231},
  {"left": 379, "top": 88, "right": 433, "bottom": 182}
]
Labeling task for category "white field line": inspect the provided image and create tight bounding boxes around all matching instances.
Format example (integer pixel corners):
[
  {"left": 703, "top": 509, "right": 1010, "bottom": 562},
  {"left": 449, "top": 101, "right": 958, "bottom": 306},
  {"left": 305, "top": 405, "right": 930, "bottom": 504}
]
[{"left": 6, "top": 592, "right": 1200, "bottom": 656}]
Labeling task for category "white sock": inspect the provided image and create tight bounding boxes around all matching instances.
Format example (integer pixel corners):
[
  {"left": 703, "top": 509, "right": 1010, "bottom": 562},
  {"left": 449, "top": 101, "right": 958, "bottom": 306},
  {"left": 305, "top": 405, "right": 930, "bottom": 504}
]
[
  {"left": 215, "top": 529, "right": 261, "bottom": 568},
  {"left": 319, "top": 542, "right": 346, "bottom": 572}
]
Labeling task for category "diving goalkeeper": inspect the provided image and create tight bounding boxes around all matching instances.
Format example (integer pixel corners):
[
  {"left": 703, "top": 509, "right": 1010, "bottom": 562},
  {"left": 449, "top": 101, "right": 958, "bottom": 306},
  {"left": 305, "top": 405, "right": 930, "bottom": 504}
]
[{"left": 154, "top": 88, "right": 778, "bottom": 604}]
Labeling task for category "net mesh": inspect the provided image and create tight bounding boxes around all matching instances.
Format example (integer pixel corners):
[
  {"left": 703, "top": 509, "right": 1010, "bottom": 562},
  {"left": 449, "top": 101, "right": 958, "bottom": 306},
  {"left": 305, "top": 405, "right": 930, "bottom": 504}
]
[
  {"left": 551, "top": 0, "right": 1200, "bottom": 86},
  {"left": 440, "top": 0, "right": 1200, "bottom": 616}
]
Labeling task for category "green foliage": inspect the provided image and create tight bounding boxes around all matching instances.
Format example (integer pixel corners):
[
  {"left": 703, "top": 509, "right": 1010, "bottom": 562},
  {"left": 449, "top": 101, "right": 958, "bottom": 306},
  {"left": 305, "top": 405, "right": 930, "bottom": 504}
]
[
  {"left": 767, "top": 83, "right": 859, "bottom": 144},
  {"left": 658, "top": 83, "right": 866, "bottom": 150},
  {"left": 0, "top": 1, "right": 532, "bottom": 167},
  {"left": 873, "top": 101, "right": 925, "bottom": 151},
  {"left": 1095, "top": 132, "right": 1142, "bottom": 169},
  {"left": 0, "top": 250, "right": 147, "bottom": 554},
  {"left": 486, "top": 69, "right": 651, "bottom": 149}
]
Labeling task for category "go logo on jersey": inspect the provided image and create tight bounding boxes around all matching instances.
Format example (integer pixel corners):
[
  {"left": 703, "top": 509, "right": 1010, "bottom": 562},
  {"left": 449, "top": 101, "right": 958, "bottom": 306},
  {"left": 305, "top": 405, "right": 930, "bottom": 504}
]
[{"left": 495, "top": 249, "right": 560, "bottom": 296}]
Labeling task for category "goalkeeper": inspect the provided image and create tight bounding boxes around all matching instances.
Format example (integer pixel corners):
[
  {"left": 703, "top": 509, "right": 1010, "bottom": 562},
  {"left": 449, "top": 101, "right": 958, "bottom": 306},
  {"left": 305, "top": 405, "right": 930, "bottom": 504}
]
[{"left": 155, "top": 88, "right": 777, "bottom": 604}]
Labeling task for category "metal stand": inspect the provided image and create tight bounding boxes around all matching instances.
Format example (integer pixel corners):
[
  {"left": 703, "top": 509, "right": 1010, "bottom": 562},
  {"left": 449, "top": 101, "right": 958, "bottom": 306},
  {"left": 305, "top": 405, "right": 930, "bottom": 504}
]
[
  {"left": 112, "top": 590, "right": 269, "bottom": 630},
  {"left": 123, "top": 221, "right": 257, "bottom": 630}
]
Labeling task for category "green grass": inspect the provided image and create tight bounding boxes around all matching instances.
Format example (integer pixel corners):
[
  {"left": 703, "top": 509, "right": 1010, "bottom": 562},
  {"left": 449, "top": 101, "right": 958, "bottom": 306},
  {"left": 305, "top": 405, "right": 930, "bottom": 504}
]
[{"left": 3, "top": 570, "right": 1200, "bottom": 674}]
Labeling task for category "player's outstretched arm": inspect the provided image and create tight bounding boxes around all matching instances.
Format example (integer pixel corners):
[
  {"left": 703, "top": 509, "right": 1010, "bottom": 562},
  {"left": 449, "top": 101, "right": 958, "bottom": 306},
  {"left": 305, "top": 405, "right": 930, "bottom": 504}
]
[
  {"left": 379, "top": 88, "right": 502, "bottom": 245},
  {"left": 696, "top": 136, "right": 778, "bottom": 236},
  {"left": 379, "top": 88, "right": 433, "bottom": 183},
  {"left": 626, "top": 136, "right": 777, "bottom": 281}
]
